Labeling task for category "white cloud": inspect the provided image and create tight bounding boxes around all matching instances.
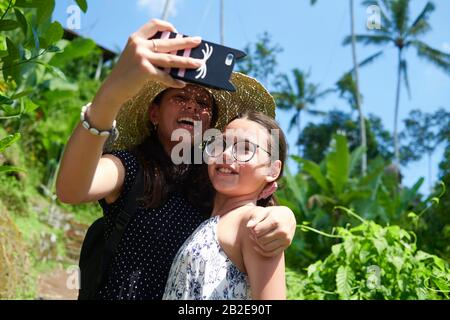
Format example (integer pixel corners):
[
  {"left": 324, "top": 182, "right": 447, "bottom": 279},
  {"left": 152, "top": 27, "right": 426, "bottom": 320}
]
[
  {"left": 442, "top": 42, "right": 450, "bottom": 53},
  {"left": 137, "top": 0, "right": 179, "bottom": 19}
]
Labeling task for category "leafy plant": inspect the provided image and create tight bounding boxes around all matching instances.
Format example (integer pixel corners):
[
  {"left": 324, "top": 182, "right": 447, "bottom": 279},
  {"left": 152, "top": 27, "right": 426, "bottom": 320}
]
[
  {"left": 0, "top": 0, "right": 94, "bottom": 299},
  {"left": 0, "top": 0, "right": 65, "bottom": 174},
  {"left": 414, "top": 153, "right": 450, "bottom": 262},
  {"left": 278, "top": 133, "right": 426, "bottom": 268},
  {"left": 290, "top": 206, "right": 450, "bottom": 300}
]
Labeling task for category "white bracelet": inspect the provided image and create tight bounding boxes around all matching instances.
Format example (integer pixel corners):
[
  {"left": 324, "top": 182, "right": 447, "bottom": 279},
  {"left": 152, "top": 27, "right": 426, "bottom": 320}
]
[{"left": 80, "top": 102, "right": 117, "bottom": 137}]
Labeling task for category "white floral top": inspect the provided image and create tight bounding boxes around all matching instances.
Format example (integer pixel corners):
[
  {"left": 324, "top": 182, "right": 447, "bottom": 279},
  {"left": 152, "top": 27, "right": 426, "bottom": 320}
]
[{"left": 163, "top": 215, "right": 252, "bottom": 300}]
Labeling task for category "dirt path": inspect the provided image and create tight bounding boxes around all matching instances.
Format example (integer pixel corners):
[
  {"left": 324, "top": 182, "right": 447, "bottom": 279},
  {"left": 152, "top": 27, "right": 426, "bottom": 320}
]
[
  {"left": 37, "top": 267, "right": 78, "bottom": 300},
  {"left": 36, "top": 213, "right": 88, "bottom": 300}
]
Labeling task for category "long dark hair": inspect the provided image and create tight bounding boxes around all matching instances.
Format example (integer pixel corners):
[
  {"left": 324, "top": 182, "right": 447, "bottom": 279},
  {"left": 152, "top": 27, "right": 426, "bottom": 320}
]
[{"left": 229, "top": 111, "right": 287, "bottom": 207}]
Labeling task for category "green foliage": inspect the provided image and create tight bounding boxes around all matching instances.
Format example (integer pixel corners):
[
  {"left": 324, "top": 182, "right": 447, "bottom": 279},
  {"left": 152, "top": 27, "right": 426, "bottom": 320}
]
[
  {"left": 289, "top": 206, "right": 450, "bottom": 300},
  {"left": 326, "top": 134, "right": 350, "bottom": 195},
  {"left": 0, "top": 0, "right": 104, "bottom": 299},
  {"left": 236, "top": 31, "right": 282, "bottom": 88},
  {"left": 0, "top": 172, "right": 30, "bottom": 216},
  {"left": 297, "top": 109, "right": 425, "bottom": 167},
  {"left": 414, "top": 146, "right": 450, "bottom": 262},
  {"left": 60, "top": 201, "right": 102, "bottom": 226},
  {"left": 0, "top": 0, "right": 447, "bottom": 301},
  {"left": 336, "top": 72, "right": 359, "bottom": 111},
  {"left": 273, "top": 69, "right": 332, "bottom": 142},
  {"left": 0, "top": 0, "right": 65, "bottom": 176},
  {"left": 2, "top": 23, "right": 105, "bottom": 193},
  {"left": 75, "top": 0, "right": 88, "bottom": 13},
  {"left": 401, "top": 108, "right": 450, "bottom": 174},
  {"left": 278, "top": 134, "right": 426, "bottom": 268},
  {"left": 298, "top": 110, "right": 396, "bottom": 164}
]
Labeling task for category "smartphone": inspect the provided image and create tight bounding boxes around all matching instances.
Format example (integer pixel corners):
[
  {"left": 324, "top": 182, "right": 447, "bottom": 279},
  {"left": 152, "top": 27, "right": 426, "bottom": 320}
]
[{"left": 150, "top": 31, "right": 246, "bottom": 91}]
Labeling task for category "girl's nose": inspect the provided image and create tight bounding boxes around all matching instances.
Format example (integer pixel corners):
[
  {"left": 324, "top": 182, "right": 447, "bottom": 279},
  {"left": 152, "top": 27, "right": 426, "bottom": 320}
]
[
  {"left": 183, "top": 98, "right": 200, "bottom": 112},
  {"left": 221, "top": 143, "right": 234, "bottom": 165}
]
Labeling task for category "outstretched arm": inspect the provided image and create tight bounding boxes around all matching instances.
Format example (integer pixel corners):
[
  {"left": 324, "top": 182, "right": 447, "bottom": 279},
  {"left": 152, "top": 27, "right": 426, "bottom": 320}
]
[{"left": 56, "top": 19, "right": 202, "bottom": 204}]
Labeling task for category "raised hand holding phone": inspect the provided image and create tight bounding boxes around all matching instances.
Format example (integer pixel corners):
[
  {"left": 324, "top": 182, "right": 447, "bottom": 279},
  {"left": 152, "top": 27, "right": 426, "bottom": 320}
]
[
  {"left": 95, "top": 19, "right": 204, "bottom": 109},
  {"left": 150, "top": 31, "right": 246, "bottom": 91}
]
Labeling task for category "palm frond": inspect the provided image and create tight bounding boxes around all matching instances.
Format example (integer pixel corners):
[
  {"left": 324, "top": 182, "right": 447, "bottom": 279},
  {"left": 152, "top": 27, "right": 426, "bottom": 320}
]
[
  {"left": 293, "top": 69, "right": 305, "bottom": 99},
  {"left": 348, "top": 51, "right": 384, "bottom": 74},
  {"left": 406, "top": 2, "right": 434, "bottom": 37},
  {"left": 362, "top": 0, "right": 391, "bottom": 11},
  {"left": 391, "top": 0, "right": 410, "bottom": 35},
  {"left": 274, "top": 91, "right": 295, "bottom": 110},
  {"left": 306, "top": 109, "right": 327, "bottom": 117},
  {"left": 380, "top": 0, "right": 392, "bottom": 12},
  {"left": 400, "top": 59, "right": 411, "bottom": 99},
  {"left": 413, "top": 40, "right": 450, "bottom": 73},
  {"left": 314, "top": 88, "right": 335, "bottom": 100},
  {"left": 277, "top": 73, "right": 294, "bottom": 95},
  {"left": 379, "top": 0, "right": 393, "bottom": 30},
  {"left": 272, "top": 92, "right": 289, "bottom": 110},
  {"left": 288, "top": 111, "right": 300, "bottom": 133},
  {"left": 343, "top": 34, "right": 393, "bottom": 46},
  {"left": 336, "top": 72, "right": 358, "bottom": 109}
]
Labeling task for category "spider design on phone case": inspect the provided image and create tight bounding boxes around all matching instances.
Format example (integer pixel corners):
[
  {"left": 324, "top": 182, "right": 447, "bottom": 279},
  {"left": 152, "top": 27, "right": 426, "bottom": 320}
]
[{"left": 195, "top": 43, "right": 213, "bottom": 79}]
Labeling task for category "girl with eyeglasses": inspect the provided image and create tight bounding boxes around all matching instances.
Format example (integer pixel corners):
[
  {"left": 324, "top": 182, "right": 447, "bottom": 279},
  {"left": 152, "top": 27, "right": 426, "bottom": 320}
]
[{"left": 164, "top": 111, "right": 289, "bottom": 300}]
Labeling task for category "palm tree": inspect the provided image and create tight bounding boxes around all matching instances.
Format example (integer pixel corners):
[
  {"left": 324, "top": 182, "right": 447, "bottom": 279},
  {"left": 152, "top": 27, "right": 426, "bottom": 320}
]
[
  {"left": 344, "top": 0, "right": 450, "bottom": 168},
  {"left": 349, "top": 0, "right": 367, "bottom": 175},
  {"left": 402, "top": 108, "right": 450, "bottom": 191},
  {"left": 274, "top": 69, "right": 333, "bottom": 155},
  {"left": 161, "top": 0, "right": 171, "bottom": 20},
  {"left": 310, "top": 0, "right": 369, "bottom": 175}
]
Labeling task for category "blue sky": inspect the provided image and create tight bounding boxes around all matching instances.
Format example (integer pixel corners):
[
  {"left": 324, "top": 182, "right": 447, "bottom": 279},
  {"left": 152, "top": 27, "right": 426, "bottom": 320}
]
[{"left": 53, "top": 0, "right": 450, "bottom": 193}]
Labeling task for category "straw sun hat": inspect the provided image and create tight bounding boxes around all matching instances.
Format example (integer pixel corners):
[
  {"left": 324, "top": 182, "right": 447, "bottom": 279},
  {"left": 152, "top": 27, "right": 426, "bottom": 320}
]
[{"left": 109, "top": 72, "right": 276, "bottom": 151}]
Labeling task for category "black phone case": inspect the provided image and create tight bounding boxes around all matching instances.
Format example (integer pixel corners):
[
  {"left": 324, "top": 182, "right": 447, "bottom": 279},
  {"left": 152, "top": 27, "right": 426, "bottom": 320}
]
[{"left": 150, "top": 31, "right": 246, "bottom": 91}]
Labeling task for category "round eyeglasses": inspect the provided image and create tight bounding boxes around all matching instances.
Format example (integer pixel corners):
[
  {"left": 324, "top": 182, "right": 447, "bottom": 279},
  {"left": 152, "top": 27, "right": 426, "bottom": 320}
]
[{"left": 204, "top": 136, "right": 271, "bottom": 163}]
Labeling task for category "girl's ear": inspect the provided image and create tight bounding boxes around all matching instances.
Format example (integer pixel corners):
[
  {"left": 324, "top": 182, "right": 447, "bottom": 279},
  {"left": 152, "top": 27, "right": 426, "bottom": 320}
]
[
  {"left": 265, "top": 160, "right": 282, "bottom": 183},
  {"left": 148, "top": 103, "right": 159, "bottom": 125}
]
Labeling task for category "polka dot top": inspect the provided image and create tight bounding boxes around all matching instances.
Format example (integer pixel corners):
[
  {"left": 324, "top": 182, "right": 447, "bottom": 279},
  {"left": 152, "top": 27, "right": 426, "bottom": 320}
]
[{"left": 97, "top": 150, "right": 208, "bottom": 300}]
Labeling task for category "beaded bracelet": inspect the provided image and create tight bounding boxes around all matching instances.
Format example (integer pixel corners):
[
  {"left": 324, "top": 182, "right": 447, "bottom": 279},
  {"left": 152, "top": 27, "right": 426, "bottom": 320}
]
[{"left": 80, "top": 102, "right": 116, "bottom": 137}]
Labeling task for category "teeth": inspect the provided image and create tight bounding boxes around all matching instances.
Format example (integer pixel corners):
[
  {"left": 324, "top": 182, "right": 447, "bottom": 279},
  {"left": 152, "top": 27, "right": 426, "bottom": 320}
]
[
  {"left": 178, "top": 117, "right": 195, "bottom": 124},
  {"left": 218, "top": 167, "right": 234, "bottom": 174}
]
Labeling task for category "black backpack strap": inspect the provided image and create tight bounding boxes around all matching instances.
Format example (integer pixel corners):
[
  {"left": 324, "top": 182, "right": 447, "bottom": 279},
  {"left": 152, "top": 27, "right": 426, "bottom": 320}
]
[{"left": 101, "top": 164, "right": 145, "bottom": 278}]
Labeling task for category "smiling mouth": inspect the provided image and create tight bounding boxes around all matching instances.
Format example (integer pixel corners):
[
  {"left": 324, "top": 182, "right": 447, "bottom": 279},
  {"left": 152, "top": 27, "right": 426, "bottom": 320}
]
[
  {"left": 216, "top": 167, "right": 238, "bottom": 175},
  {"left": 177, "top": 117, "right": 196, "bottom": 128}
]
